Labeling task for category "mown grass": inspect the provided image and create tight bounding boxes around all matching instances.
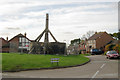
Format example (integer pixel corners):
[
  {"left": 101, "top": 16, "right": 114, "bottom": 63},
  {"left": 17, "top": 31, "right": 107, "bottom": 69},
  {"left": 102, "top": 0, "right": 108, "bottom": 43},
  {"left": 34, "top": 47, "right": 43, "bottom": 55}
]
[{"left": 2, "top": 53, "right": 89, "bottom": 72}]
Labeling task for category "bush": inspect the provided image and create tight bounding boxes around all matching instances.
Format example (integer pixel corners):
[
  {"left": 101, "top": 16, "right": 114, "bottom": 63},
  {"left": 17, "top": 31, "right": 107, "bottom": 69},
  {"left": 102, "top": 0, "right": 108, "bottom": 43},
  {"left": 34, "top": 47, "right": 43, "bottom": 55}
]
[
  {"left": 104, "top": 51, "right": 107, "bottom": 55},
  {"left": 113, "top": 44, "right": 120, "bottom": 53},
  {"left": 105, "top": 44, "right": 115, "bottom": 51},
  {"left": 105, "top": 44, "right": 120, "bottom": 55},
  {"left": 105, "top": 44, "right": 111, "bottom": 51}
]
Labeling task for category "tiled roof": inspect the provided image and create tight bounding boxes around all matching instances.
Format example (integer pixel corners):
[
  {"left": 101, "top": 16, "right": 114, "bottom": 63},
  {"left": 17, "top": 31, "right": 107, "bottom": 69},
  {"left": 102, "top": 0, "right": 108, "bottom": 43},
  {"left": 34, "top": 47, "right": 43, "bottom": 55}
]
[
  {"left": 15, "top": 33, "right": 24, "bottom": 37},
  {"left": 88, "top": 32, "right": 106, "bottom": 40},
  {"left": 8, "top": 33, "right": 32, "bottom": 42},
  {"left": 111, "top": 40, "right": 120, "bottom": 44},
  {"left": 0, "top": 37, "right": 8, "bottom": 42}
]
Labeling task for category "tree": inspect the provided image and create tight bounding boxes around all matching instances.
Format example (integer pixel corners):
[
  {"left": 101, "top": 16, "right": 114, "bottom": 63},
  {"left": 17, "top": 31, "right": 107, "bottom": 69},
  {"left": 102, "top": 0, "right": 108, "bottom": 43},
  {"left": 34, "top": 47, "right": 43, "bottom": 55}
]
[
  {"left": 81, "top": 34, "right": 86, "bottom": 40},
  {"left": 86, "top": 31, "right": 95, "bottom": 39},
  {"left": 71, "top": 38, "right": 81, "bottom": 45},
  {"left": 81, "top": 31, "right": 95, "bottom": 40},
  {"left": 118, "top": 32, "right": 120, "bottom": 40},
  {"left": 109, "top": 32, "right": 120, "bottom": 40},
  {"left": 105, "top": 44, "right": 111, "bottom": 51},
  {"left": 105, "top": 44, "right": 115, "bottom": 51},
  {"left": 113, "top": 44, "right": 120, "bottom": 53},
  {"left": 113, "top": 33, "right": 118, "bottom": 40}
]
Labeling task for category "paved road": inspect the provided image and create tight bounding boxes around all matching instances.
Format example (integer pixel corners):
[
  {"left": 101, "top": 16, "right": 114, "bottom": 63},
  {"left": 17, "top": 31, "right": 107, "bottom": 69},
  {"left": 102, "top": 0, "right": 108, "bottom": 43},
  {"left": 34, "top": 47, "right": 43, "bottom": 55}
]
[{"left": 2, "top": 55, "right": 118, "bottom": 78}]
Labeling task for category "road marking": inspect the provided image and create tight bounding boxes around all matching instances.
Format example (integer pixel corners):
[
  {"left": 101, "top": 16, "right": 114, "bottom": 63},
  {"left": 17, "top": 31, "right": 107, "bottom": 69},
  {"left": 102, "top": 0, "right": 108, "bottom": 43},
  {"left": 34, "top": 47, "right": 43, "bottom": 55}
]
[
  {"left": 91, "top": 63, "right": 106, "bottom": 79},
  {"left": 100, "top": 64, "right": 106, "bottom": 69},
  {"left": 92, "top": 61, "right": 117, "bottom": 63},
  {"left": 92, "top": 70, "right": 99, "bottom": 78}
]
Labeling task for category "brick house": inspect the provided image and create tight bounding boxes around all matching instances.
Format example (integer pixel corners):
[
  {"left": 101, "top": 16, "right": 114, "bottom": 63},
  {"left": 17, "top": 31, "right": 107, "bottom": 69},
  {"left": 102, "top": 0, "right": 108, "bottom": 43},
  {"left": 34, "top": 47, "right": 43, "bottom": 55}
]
[
  {"left": 0, "top": 37, "right": 9, "bottom": 53},
  {"left": 79, "top": 40, "right": 87, "bottom": 54},
  {"left": 0, "top": 33, "right": 32, "bottom": 53},
  {"left": 110, "top": 40, "right": 120, "bottom": 45},
  {"left": 86, "top": 32, "right": 114, "bottom": 52}
]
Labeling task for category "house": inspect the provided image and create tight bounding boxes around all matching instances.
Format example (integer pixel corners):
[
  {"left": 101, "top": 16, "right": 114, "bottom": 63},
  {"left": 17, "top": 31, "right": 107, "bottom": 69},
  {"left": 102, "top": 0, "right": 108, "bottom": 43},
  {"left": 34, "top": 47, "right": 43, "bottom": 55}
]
[
  {"left": 110, "top": 40, "right": 120, "bottom": 45},
  {"left": 79, "top": 40, "right": 87, "bottom": 54},
  {"left": 0, "top": 33, "right": 32, "bottom": 53},
  {"left": 0, "top": 37, "right": 9, "bottom": 53},
  {"left": 86, "top": 32, "right": 114, "bottom": 52}
]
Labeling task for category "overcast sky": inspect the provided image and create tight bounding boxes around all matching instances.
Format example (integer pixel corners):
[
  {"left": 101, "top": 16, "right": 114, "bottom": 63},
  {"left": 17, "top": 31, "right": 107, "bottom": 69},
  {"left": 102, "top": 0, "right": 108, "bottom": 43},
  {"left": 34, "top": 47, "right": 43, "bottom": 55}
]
[{"left": 0, "top": 0, "right": 119, "bottom": 44}]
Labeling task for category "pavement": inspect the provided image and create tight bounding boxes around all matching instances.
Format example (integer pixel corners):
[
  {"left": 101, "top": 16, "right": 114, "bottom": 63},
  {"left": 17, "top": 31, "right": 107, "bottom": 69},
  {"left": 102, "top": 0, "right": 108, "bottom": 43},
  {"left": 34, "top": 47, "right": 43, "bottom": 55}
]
[{"left": 2, "top": 55, "right": 119, "bottom": 78}]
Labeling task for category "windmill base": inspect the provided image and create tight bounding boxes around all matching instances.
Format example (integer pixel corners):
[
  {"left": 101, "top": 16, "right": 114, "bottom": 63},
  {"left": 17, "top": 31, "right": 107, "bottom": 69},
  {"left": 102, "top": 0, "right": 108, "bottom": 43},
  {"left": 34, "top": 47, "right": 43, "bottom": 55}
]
[{"left": 29, "top": 42, "right": 66, "bottom": 55}]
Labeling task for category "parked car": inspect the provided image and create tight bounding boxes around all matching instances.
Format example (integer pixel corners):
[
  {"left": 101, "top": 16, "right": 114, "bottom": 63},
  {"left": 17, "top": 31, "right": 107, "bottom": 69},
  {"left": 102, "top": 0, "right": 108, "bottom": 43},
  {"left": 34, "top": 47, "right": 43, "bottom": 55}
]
[
  {"left": 106, "top": 51, "right": 120, "bottom": 59},
  {"left": 90, "top": 49, "right": 102, "bottom": 55}
]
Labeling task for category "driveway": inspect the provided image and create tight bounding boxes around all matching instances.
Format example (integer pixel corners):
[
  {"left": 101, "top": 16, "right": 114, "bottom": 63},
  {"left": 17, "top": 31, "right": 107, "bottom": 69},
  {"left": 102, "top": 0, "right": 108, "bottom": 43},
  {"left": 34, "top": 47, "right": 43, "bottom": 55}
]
[{"left": 2, "top": 55, "right": 118, "bottom": 78}]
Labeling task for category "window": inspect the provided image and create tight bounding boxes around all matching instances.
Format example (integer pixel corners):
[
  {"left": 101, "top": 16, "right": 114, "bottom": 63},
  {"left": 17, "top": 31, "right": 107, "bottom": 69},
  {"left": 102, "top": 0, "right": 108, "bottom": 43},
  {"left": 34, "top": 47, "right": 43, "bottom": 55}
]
[
  {"left": 22, "top": 43, "right": 25, "bottom": 47},
  {"left": 19, "top": 42, "right": 22, "bottom": 46},
  {"left": 22, "top": 38, "right": 25, "bottom": 42},
  {"left": 26, "top": 39, "right": 28, "bottom": 42},
  {"left": 19, "top": 37, "right": 30, "bottom": 48},
  {"left": 19, "top": 37, "right": 22, "bottom": 42},
  {"left": 26, "top": 42, "right": 29, "bottom": 45},
  {"left": 88, "top": 41, "right": 91, "bottom": 44}
]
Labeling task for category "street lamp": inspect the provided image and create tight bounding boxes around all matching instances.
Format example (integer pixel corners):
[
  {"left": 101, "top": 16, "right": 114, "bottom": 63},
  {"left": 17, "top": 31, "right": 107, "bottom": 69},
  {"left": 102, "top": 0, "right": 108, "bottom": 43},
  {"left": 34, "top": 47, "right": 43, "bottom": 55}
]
[{"left": 63, "top": 40, "right": 67, "bottom": 55}]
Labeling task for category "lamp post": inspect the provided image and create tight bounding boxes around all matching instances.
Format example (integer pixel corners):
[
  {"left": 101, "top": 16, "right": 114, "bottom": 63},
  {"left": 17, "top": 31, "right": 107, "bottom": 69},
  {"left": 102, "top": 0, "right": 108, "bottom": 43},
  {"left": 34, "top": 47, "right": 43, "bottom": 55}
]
[{"left": 63, "top": 40, "right": 67, "bottom": 55}]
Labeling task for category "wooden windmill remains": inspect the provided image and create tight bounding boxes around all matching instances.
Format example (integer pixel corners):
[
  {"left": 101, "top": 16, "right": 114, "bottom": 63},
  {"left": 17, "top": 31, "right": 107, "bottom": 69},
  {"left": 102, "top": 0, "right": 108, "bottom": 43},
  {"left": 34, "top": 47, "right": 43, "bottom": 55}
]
[{"left": 29, "top": 13, "right": 66, "bottom": 54}]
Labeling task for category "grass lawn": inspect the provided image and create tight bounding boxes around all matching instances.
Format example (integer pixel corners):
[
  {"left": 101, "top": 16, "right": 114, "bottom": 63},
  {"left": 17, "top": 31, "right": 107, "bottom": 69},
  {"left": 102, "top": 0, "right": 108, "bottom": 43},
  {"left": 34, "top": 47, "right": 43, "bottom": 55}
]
[{"left": 2, "top": 53, "right": 90, "bottom": 72}]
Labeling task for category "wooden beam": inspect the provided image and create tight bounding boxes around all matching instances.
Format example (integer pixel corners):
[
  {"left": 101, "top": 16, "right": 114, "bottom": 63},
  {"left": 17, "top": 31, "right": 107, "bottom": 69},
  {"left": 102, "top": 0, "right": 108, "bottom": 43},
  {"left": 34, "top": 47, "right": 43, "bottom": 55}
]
[
  {"left": 35, "top": 30, "right": 45, "bottom": 42},
  {"left": 49, "top": 30, "right": 57, "bottom": 42}
]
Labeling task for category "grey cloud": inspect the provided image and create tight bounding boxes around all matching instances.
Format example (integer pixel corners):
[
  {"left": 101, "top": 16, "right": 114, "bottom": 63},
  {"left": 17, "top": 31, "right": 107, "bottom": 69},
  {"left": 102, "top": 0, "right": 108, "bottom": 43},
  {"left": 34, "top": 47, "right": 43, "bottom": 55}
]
[
  {"left": 64, "top": 32, "right": 74, "bottom": 34},
  {"left": 6, "top": 27, "right": 21, "bottom": 30}
]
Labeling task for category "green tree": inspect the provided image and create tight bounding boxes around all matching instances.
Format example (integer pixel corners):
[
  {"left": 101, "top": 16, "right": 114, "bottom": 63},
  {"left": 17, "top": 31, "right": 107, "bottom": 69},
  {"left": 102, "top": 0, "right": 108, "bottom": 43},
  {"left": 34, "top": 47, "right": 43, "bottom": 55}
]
[
  {"left": 113, "top": 44, "right": 120, "bottom": 54},
  {"left": 118, "top": 32, "right": 120, "bottom": 40},
  {"left": 105, "top": 44, "right": 111, "bottom": 51},
  {"left": 113, "top": 33, "right": 118, "bottom": 39},
  {"left": 105, "top": 44, "right": 115, "bottom": 51},
  {"left": 109, "top": 32, "right": 120, "bottom": 40},
  {"left": 71, "top": 38, "right": 81, "bottom": 45}
]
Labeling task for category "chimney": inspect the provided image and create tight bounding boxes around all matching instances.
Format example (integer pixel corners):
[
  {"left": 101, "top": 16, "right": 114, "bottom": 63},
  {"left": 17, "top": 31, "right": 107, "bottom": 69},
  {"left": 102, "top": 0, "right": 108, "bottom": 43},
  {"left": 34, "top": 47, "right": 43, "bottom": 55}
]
[
  {"left": 6, "top": 37, "right": 8, "bottom": 41},
  {"left": 24, "top": 32, "right": 26, "bottom": 37}
]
